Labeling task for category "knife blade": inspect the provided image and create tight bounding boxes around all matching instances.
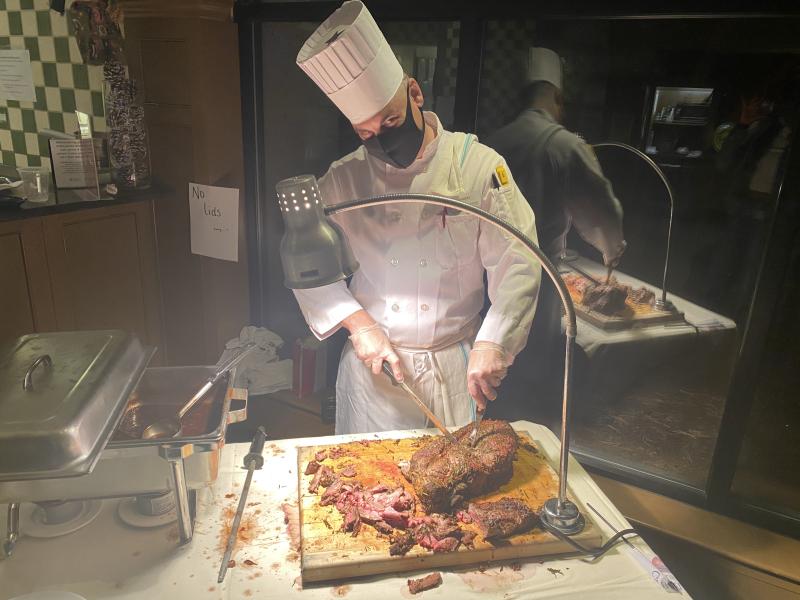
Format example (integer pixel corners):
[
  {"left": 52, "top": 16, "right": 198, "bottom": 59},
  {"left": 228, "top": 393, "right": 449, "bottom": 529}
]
[{"left": 382, "top": 362, "right": 458, "bottom": 444}]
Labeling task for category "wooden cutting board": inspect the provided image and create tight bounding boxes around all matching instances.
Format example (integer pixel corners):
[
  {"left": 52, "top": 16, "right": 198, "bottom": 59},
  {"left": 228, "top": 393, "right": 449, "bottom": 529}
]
[
  {"left": 563, "top": 271, "right": 683, "bottom": 331},
  {"left": 297, "top": 431, "right": 602, "bottom": 583}
]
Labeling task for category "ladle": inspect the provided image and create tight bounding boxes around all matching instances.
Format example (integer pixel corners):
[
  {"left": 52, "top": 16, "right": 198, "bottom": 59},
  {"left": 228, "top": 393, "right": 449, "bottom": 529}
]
[{"left": 142, "top": 344, "right": 257, "bottom": 440}]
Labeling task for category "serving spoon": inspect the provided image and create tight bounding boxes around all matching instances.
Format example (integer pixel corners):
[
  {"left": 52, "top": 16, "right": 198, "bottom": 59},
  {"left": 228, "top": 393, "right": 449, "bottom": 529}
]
[{"left": 142, "top": 344, "right": 257, "bottom": 440}]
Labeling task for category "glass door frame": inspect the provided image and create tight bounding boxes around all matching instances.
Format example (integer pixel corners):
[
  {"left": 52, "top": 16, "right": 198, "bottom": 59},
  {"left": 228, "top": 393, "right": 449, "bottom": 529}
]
[{"left": 236, "top": 0, "right": 800, "bottom": 539}]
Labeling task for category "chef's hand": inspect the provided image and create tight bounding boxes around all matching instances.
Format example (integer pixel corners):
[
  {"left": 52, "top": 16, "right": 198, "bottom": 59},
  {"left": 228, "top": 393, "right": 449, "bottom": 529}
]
[
  {"left": 467, "top": 341, "right": 509, "bottom": 411},
  {"left": 603, "top": 239, "right": 628, "bottom": 269},
  {"left": 343, "top": 310, "right": 404, "bottom": 381}
]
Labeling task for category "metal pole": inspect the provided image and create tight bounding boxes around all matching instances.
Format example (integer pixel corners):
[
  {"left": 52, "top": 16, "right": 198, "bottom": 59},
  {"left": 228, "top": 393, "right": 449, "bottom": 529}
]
[
  {"left": 3, "top": 502, "right": 19, "bottom": 557},
  {"left": 169, "top": 457, "right": 193, "bottom": 544},
  {"left": 559, "top": 334, "right": 575, "bottom": 505},
  {"left": 326, "top": 193, "right": 583, "bottom": 535}
]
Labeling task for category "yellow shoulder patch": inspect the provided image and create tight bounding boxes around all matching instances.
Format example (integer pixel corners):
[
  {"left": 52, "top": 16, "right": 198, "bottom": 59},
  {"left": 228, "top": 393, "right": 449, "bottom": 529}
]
[{"left": 495, "top": 164, "right": 509, "bottom": 186}]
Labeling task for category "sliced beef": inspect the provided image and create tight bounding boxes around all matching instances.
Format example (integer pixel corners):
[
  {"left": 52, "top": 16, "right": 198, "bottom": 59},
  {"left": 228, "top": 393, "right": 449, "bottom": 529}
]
[
  {"left": 460, "top": 530, "right": 477, "bottom": 548},
  {"left": 409, "top": 514, "right": 466, "bottom": 553},
  {"left": 314, "top": 449, "right": 328, "bottom": 462},
  {"left": 329, "top": 446, "right": 348, "bottom": 459},
  {"left": 389, "top": 530, "right": 416, "bottom": 556},
  {"left": 467, "top": 497, "right": 537, "bottom": 539},
  {"left": 319, "top": 477, "right": 345, "bottom": 506},
  {"left": 340, "top": 464, "right": 357, "bottom": 478},
  {"left": 304, "top": 460, "right": 321, "bottom": 475},
  {"left": 408, "top": 572, "right": 443, "bottom": 595},
  {"left": 407, "top": 420, "right": 518, "bottom": 513},
  {"left": 318, "top": 477, "right": 416, "bottom": 538},
  {"left": 628, "top": 285, "right": 655, "bottom": 305},
  {"left": 582, "top": 283, "right": 628, "bottom": 315},
  {"left": 308, "top": 465, "right": 335, "bottom": 494}
]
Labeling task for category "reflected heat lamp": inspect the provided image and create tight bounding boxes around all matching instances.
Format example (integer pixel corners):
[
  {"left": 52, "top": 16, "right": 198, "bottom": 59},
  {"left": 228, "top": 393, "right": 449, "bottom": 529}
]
[{"left": 275, "top": 174, "right": 584, "bottom": 536}]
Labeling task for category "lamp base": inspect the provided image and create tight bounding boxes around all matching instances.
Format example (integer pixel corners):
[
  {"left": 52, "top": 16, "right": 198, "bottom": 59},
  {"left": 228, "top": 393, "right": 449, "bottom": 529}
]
[
  {"left": 654, "top": 297, "right": 676, "bottom": 312},
  {"left": 540, "top": 498, "right": 585, "bottom": 536}
]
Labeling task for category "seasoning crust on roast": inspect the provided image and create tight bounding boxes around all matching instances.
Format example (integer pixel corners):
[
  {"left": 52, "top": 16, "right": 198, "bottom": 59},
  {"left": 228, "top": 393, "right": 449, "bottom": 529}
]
[{"left": 406, "top": 419, "right": 519, "bottom": 514}]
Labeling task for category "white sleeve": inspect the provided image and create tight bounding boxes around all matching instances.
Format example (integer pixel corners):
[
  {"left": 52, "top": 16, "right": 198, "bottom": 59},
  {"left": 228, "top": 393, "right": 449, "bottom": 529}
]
[
  {"left": 293, "top": 282, "right": 363, "bottom": 340},
  {"left": 474, "top": 162, "right": 542, "bottom": 362},
  {"left": 291, "top": 169, "right": 363, "bottom": 340}
]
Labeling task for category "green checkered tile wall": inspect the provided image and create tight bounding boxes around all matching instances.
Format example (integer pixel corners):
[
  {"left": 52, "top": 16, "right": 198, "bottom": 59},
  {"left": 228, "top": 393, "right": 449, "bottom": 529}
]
[{"left": 0, "top": 0, "right": 106, "bottom": 168}]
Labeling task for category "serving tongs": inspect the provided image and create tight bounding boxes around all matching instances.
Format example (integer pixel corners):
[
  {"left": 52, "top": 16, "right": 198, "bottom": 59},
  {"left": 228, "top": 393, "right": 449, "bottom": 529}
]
[{"left": 381, "top": 362, "right": 458, "bottom": 444}]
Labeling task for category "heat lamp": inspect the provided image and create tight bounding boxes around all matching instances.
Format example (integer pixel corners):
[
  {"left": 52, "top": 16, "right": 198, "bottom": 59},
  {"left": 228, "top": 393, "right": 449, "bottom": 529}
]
[
  {"left": 592, "top": 142, "right": 676, "bottom": 312},
  {"left": 275, "top": 174, "right": 584, "bottom": 535}
]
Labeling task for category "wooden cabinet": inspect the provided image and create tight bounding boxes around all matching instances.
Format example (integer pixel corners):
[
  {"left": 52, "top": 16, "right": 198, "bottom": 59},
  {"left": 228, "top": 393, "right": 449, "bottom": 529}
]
[
  {"left": 118, "top": 0, "right": 251, "bottom": 365},
  {"left": 0, "top": 218, "right": 56, "bottom": 341},
  {"left": 0, "top": 200, "right": 163, "bottom": 359},
  {"left": 42, "top": 201, "right": 163, "bottom": 354}
]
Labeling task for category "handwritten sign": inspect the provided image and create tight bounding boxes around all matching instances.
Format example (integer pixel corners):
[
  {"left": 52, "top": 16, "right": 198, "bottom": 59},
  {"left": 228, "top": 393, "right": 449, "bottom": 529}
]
[
  {"left": 188, "top": 183, "right": 239, "bottom": 262},
  {"left": 0, "top": 49, "right": 36, "bottom": 102}
]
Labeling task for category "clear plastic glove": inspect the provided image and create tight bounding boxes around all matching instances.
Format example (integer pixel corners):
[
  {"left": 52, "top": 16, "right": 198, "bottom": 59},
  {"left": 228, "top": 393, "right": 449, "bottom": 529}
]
[
  {"left": 603, "top": 239, "right": 628, "bottom": 269},
  {"left": 349, "top": 323, "right": 404, "bottom": 381},
  {"left": 467, "top": 341, "right": 509, "bottom": 411}
]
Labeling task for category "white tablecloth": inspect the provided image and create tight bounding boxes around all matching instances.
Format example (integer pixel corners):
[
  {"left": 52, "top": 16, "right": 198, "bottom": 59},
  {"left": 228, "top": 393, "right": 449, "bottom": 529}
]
[
  {"left": 564, "top": 257, "right": 736, "bottom": 357},
  {"left": 0, "top": 422, "right": 688, "bottom": 599}
]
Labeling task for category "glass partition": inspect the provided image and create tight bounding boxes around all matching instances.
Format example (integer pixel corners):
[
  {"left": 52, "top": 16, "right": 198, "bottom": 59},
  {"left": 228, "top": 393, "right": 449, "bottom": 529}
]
[
  {"left": 478, "top": 17, "right": 799, "bottom": 491},
  {"left": 730, "top": 230, "right": 800, "bottom": 519}
]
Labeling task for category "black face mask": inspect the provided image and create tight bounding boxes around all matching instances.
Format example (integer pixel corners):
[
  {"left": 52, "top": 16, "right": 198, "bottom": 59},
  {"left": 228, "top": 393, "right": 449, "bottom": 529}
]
[{"left": 362, "top": 86, "right": 425, "bottom": 169}]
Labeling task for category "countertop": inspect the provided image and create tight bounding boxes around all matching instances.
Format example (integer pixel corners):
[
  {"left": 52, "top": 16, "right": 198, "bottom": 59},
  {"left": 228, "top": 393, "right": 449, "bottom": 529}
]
[
  {"left": 0, "top": 165, "right": 159, "bottom": 221},
  {"left": 0, "top": 187, "right": 156, "bottom": 222},
  {"left": 0, "top": 421, "right": 689, "bottom": 599}
]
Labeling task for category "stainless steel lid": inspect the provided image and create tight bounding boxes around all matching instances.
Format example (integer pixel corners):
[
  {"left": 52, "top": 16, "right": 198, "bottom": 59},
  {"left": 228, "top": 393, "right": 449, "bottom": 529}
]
[{"left": 0, "top": 330, "right": 154, "bottom": 481}]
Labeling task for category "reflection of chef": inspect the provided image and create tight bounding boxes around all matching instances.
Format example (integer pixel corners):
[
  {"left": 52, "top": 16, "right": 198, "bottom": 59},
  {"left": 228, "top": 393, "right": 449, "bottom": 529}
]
[
  {"left": 486, "top": 48, "right": 626, "bottom": 407},
  {"left": 487, "top": 48, "right": 626, "bottom": 265},
  {"left": 291, "top": 1, "right": 541, "bottom": 434}
]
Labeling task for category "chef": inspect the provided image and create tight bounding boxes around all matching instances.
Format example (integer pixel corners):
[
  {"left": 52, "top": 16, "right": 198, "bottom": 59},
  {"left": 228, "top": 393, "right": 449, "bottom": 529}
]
[
  {"left": 487, "top": 47, "right": 626, "bottom": 275},
  {"left": 486, "top": 48, "right": 626, "bottom": 402},
  {"left": 292, "top": 0, "right": 541, "bottom": 434}
]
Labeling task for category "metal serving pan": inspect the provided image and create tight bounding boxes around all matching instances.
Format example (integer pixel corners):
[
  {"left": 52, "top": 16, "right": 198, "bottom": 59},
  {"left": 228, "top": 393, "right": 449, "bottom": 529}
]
[
  {"left": 0, "top": 331, "right": 153, "bottom": 482},
  {"left": 0, "top": 366, "right": 247, "bottom": 503}
]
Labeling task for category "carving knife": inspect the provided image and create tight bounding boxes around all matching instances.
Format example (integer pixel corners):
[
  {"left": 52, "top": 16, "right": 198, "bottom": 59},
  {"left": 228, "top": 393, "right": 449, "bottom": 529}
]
[
  {"left": 569, "top": 263, "right": 603, "bottom": 286},
  {"left": 382, "top": 362, "right": 458, "bottom": 444},
  {"left": 217, "top": 426, "right": 267, "bottom": 583}
]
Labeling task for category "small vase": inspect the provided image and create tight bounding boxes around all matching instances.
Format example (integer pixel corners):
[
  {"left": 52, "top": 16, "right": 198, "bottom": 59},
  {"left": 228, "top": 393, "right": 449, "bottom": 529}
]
[{"left": 103, "top": 61, "right": 151, "bottom": 190}]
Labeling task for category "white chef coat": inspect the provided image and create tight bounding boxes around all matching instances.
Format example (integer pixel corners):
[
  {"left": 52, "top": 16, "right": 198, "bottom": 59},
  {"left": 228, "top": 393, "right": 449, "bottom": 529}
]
[{"left": 294, "top": 112, "right": 541, "bottom": 434}]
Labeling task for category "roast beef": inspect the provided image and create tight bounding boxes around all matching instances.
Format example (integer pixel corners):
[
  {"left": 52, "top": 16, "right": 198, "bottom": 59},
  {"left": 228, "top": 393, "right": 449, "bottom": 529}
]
[
  {"left": 465, "top": 497, "right": 537, "bottom": 539},
  {"left": 582, "top": 283, "right": 628, "bottom": 315},
  {"left": 406, "top": 419, "right": 518, "bottom": 513},
  {"left": 407, "top": 572, "right": 442, "bottom": 595}
]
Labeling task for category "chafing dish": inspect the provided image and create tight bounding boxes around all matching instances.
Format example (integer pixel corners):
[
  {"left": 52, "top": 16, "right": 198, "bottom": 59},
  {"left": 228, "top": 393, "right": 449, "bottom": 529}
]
[{"left": 0, "top": 332, "right": 248, "bottom": 556}]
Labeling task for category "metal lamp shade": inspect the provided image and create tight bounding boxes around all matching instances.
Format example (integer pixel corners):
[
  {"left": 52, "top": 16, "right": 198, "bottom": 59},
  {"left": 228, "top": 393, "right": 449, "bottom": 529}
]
[{"left": 275, "top": 174, "right": 359, "bottom": 289}]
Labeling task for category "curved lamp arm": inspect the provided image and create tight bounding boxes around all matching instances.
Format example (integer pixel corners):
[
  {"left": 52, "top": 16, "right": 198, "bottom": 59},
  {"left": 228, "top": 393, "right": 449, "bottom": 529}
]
[
  {"left": 324, "top": 193, "right": 584, "bottom": 535},
  {"left": 593, "top": 142, "right": 676, "bottom": 311}
]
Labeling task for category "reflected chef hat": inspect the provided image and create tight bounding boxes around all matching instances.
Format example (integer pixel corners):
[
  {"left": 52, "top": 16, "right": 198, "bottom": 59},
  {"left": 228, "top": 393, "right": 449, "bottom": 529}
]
[
  {"left": 297, "top": 0, "right": 404, "bottom": 124},
  {"left": 526, "top": 47, "right": 563, "bottom": 90}
]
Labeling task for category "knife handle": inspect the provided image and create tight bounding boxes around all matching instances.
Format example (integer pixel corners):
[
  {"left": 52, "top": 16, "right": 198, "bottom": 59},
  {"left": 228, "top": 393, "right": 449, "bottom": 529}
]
[
  {"left": 382, "top": 361, "right": 400, "bottom": 386},
  {"left": 244, "top": 426, "right": 267, "bottom": 470}
]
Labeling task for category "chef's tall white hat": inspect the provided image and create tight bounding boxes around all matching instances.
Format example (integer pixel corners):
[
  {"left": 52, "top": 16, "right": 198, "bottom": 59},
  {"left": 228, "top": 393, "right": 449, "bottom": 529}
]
[
  {"left": 297, "top": 1, "right": 404, "bottom": 124},
  {"left": 526, "top": 47, "right": 563, "bottom": 90}
]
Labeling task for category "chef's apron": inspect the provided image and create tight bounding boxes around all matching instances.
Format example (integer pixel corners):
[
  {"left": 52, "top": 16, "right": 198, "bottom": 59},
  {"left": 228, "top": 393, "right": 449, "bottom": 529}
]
[{"left": 335, "top": 131, "right": 481, "bottom": 435}]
